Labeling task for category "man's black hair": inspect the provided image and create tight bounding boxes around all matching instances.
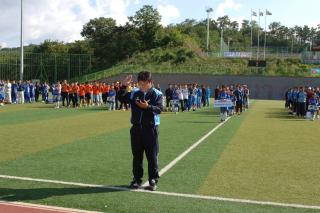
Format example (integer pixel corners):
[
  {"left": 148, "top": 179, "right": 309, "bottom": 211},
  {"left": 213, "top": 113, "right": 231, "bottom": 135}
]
[{"left": 137, "top": 71, "right": 152, "bottom": 82}]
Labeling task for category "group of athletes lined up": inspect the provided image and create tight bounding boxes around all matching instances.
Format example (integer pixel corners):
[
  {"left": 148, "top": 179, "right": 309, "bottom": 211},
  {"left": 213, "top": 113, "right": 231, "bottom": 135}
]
[
  {"left": 0, "top": 80, "right": 48, "bottom": 105},
  {"left": 0, "top": 79, "right": 250, "bottom": 120},
  {"left": 48, "top": 80, "right": 143, "bottom": 110},
  {"left": 215, "top": 84, "right": 250, "bottom": 122},
  {"left": 285, "top": 86, "right": 320, "bottom": 121},
  {"left": 0, "top": 79, "right": 133, "bottom": 110},
  {"left": 163, "top": 83, "right": 250, "bottom": 121},
  {"left": 164, "top": 84, "right": 212, "bottom": 113}
]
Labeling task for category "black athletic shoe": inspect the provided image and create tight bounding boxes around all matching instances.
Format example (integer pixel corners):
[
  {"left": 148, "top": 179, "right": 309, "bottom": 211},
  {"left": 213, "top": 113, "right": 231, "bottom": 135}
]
[
  {"left": 129, "top": 180, "right": 142, "bottom": 189},
  {"left": 145, "top": 179, "right": 157, "bottom": 191}
]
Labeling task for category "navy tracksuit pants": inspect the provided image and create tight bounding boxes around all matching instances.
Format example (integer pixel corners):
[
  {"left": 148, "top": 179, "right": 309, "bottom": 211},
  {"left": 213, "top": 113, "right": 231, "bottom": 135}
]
[{"left": 130, "top": 125, "right": 159, "bottom": 183}]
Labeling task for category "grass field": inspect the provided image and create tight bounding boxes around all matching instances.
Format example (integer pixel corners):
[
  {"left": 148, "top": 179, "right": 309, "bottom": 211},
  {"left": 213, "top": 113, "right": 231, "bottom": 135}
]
[{"left": 0, "top": 100, "right": 320, "bottom": 213}]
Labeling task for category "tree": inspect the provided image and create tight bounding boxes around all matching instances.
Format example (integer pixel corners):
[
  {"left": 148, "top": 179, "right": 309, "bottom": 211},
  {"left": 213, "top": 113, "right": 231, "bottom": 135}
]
[
  {"left": 229, "top": 21, "right": 239, "bottom": 30},
  {"left": 81, "top": 17, "right": 116, "bottom": 40},
  {"left": 80, "top": 17, "right": 119, "bottom": 68},
  {"left": 33, "top": 40, "right": 69, "bottom": 53},
  {"left": 129, "top": 5, "right": 162, "bottom": 50},
  {"left": 315, "top": 26, "right": 320, "bottom": 46},
  {"left": 301, "top": 25, "right": 311, "bottom": 43},
  {"left": 68, "top": 40, "right": 94, "bottom": 54},
  {"left": 112, "top": 24, "right": 142, "bottom": 60},
  {"left": 217, "top": 16, "right": 231, "bottom": 29},
  {"left": 160, "top": 28, "right": 184, "bottom": 47}
]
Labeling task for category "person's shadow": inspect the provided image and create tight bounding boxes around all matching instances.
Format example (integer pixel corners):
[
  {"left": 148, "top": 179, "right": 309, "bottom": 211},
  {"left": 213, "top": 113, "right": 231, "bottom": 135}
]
[{"left": 0, "top": 185, "right": 129, "bottom": 202}]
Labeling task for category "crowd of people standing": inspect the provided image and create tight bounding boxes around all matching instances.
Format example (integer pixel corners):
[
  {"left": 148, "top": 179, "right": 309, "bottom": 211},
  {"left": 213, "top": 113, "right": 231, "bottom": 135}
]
[
  {"left": 285, "top": 86, "right": 320, "bottom": 121},
  {"left": 1, "top": 79, "right": 250, "bottom": 124}
]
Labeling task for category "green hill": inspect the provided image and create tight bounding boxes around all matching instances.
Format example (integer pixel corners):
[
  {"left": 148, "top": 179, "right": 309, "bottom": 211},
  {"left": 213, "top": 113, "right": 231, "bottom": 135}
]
[{"left": 74, "top": 47, "right": 315, "bottom": 83}]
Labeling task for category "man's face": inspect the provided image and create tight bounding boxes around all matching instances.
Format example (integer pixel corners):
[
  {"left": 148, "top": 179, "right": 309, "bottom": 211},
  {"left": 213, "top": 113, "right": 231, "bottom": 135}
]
[{"left": 138, "top": 80, "right": 152, "bottom": 92}]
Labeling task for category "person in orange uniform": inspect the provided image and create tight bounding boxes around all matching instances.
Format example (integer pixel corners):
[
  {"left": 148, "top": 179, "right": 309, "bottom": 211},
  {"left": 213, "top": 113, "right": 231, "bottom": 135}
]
[
  {"left": 92, "top": 82, "right": 100, "bottom": 106},
  {"left": 68, "top": 83, "right": 75, "bottom": 108},
  {"left": 72, "top": 82, "right": 80, "bottom": 108},
  {"left": 61, "top": 80, "right": 70, "bottom": 107},
  {"left": 101, "top": 83, "right": 107, "bottom": 104},
  {"left": 79, "top": 83, "right": 86, "bottom": 107},
  {"left": 84, "top": 82, "right": 92, "bottom": 107}
]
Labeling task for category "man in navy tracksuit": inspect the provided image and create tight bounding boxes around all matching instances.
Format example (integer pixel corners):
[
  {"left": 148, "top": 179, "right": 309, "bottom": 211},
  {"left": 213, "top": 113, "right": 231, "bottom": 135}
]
[
  {"left": 123, "top": 71, "right": 163, "bottom": 191},
  {"left": 233, "top": 84, "right": 243, "bottom": 115}
]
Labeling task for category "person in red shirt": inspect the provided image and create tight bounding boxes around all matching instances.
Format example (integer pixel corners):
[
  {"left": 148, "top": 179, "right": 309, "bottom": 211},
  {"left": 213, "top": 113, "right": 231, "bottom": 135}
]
[
  {"left": 68, "top": 83, "right": 75, "bottom": 108},
  {"left": 79, "top": 84, "right": 86, "bottom": 107},
  {"left": 101, "top": 83, "right": 108, "bottom": 104},
  {"left": 84, "top": 82, "right": 92, "bottom": 107},
  {"left": 61, "top": 80, "right": 70, "bottom": 107},
  {"left": 72, "top": 82, "right": 80, "bottom": 108},
  {"left": 92, "top": 82, "right": 100, "bottom": 106}
]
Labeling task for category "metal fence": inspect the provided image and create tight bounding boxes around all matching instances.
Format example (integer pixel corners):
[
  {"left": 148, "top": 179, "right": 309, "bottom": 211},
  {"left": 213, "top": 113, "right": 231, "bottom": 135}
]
[
  {"left": 301, "top": 51, "right": 320, "bottom": 64},
  {"left": 210, "top": 46, "right": 302, "bottom": 59},
  {"left": 0, "top": 52, "right": 92, "bottom": 82}
]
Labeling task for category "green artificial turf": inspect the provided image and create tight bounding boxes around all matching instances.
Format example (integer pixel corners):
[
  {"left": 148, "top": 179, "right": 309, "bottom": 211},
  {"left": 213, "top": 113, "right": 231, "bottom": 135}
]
[{"left": 0, "top": 101, "right": 319, "bottom": 213}]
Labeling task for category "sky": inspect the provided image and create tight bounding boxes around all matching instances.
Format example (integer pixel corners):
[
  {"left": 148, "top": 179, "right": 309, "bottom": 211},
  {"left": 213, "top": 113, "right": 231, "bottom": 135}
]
[{"left": 0, "top": 0, "right": 319, "bottom": 48}]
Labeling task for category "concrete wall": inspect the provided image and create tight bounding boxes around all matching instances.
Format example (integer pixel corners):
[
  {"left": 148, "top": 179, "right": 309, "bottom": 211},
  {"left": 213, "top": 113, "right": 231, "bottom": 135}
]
[{"left": 102, "top": 74, "right": 320, "bottom": 100}]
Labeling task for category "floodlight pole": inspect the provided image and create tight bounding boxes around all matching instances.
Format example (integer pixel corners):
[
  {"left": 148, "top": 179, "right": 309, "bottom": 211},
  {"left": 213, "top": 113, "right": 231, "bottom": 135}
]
[
  {"left": 206, "top": 8, "right": 213, "bottom": 56},
  {"left": 264, "top": 9, "right": 267, "bottom": 60},
  {"left": 20, "top": 0, "right": 24, "bottom": 81},
  {"left": 257, "top": 9, "right": 260, "bottom": 60},
  {"left": 250, "top": 9, "right": 253, "bottom": 59}
]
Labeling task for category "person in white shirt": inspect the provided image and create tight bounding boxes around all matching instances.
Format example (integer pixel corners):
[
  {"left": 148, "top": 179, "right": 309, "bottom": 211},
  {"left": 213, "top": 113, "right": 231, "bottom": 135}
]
[
  {"left": 54, "top": 81, "right": 62, "bottom": 109},
  {"left": 182, "top": 84, "right": 189, "bottom": 112},
  {"left": 5, "top": 80, "right": 12, "bottom": 104},
  {"left": 177, "top": 85, "right": 184, "bottom": 112}
]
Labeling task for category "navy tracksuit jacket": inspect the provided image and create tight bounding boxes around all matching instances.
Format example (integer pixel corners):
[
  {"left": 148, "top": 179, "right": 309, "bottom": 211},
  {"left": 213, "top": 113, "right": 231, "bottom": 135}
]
[{"left": 127, "top": 87, "right": 163, "bottom": 183}]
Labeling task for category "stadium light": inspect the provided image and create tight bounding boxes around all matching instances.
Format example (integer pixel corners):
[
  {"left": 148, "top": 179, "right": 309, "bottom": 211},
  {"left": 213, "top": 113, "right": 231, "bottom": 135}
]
[
  {"left": 20, "top": 0, "right": 24, "bottom": 81},
  {"left": 206, "top": 8, "right": 213, "bottom": 55}
]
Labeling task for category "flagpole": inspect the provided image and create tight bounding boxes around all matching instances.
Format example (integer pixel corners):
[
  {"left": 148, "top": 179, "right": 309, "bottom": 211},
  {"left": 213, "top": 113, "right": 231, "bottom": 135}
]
[
  {"left": 250, "top": 9, "right": 253, "bottom": 60},
  {"left": 20, "top": 0, "right": 24, "bottom": 81}
]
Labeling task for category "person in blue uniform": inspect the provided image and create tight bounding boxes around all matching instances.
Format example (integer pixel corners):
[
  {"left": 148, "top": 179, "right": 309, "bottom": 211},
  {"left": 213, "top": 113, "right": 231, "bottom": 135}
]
[
  {"left": 123, "top": 71, "right": 163, "bottom": 191},
  {"left": 11, "top": 80, "right": 18, "bottom": 104},
  {"left": 233, "top": 84, "right": 243, "bottom": 115},
  {"left": 218, "top": 85, "right": 230, "bottom": 122}
]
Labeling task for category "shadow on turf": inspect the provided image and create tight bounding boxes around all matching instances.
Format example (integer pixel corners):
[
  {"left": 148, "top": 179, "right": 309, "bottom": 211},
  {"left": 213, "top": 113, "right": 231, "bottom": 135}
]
[
  {"left": 191, "top": 110, "right": 220, "bottom": 117},
  {"left": 0, "top": 185, "right": 131, "bottom": 202},
  {"left": 28, "top": 105, "right": 113, "bottom": 111},
  {"left": 180, "top": 120, "right": 220, "bottom": 124},
  {"left": 264, "top": 111, "right": 308, "bottom": 121}
]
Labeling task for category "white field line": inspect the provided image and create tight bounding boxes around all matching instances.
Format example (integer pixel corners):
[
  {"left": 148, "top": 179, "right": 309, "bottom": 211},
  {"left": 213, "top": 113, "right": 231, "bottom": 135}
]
[
  {"left": 142, "top": 116, "right": 231, "bottom": 187},
  {"left": 0, "top": 200, "right": 102, "bottom": 213},
  {"left": 0, "top": 174, "right": 320, "bottom": 210}
]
